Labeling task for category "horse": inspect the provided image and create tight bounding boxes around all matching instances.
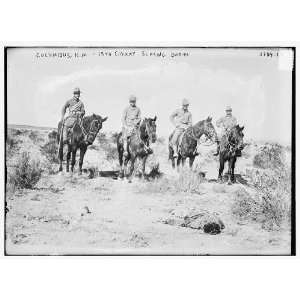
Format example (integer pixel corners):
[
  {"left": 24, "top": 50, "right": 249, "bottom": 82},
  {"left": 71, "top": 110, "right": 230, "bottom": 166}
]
[
  {"left": 168, "top": 116, "right": 217, "bottom": 169},
  {"left": 57, "top": 114, "right": 108, "bottom": 174},
  {"left": 218, "top": 125, "right": 245, "bottom": 184},
  {"left": 117, "top": 117, "right": 157, "bottom": 182}
]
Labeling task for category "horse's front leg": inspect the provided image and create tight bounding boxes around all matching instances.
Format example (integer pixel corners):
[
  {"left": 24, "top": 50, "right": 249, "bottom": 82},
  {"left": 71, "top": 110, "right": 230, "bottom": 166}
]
[
  {"left": 228, "top": 157, "right": 236, "bottom": 184},
  {"left": 218, "top": 157, "right": 225, "bottom": 182},
  {"left": 189, "top": 156, "right": 195, "bottom": 169},
  {"left": 66, "top": 144, "right": 71, "bottom": 172},
  {"left": 58, "top": 142, "right": 64, "bottom": 172},
  {"left": 169, "top": 146, "right": 175, "bottom": 169},
  {"left": 78, "top": 146, "right": 87, "bottom": 175},
  {"left": 181, "top": 157, "right": 186, "bottom": 168},
  {"left": 71, "top": 147, "right": 77, "bottom": 173},
  {"left": 128, "top": 156, "right": 137, "bottom": 183},
  {"left": 141, "top": 156, "right": 147, "bottom": 180},
  {"left": 176, "top": 155, "right": 181, "bottom": 172}
]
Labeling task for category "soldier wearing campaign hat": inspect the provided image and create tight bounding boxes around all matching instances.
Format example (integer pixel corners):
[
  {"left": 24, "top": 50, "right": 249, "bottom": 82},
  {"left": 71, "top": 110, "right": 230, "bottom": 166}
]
[
  {"left": 60, "top": 87, "right": 85, "bottom": 141},
  {"left": 169, "top": 98, "right": 193, "bottom": 158},
  {"left": 122, "top": 95, "right": 151, "bottom": 156},
  {"left": 214, "top": 105, "right": 237, "bottom": 156}
]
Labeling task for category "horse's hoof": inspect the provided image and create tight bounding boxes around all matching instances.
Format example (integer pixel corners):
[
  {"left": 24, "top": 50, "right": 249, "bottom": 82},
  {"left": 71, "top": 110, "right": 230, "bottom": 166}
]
[
  {"left": 227, "top": 181, "right": 232, "bottom": 185},
  {"left": 128, "top": 179, "right": 132, "bottom": 183}
]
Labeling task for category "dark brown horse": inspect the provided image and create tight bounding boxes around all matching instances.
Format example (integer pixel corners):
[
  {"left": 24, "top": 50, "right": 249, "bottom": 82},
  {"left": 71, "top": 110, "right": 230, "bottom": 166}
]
[
  {"left": 57, "top": 114, "right": 108, "bottom": 174},
  {"left": 117, "top": 117, "right": 157, "bottom": 182},
  {"left": 169, "top": 117, "right": 217, "bottom": 169},
  {"left": 218, "top": 125, "right": 245, "bottom": 184}
]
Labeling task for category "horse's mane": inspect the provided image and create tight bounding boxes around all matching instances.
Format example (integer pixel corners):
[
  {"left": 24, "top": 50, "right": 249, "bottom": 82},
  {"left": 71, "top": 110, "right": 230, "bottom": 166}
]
[{"left": 81, "top": 114, "right": 103, "bottom": 130}]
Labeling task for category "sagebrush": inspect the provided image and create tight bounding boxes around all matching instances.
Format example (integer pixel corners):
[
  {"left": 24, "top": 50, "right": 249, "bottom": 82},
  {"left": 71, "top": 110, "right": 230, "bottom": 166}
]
[
  {"left": 9, "top": 152, "right": 43, "bottom": 189},
  {"left": 233, "top": 144, "right": 291, "bottom": 230}
]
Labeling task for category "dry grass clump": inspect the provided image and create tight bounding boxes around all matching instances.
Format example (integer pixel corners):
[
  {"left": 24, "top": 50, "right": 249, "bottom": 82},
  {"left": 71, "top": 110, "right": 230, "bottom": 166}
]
[
  {"left": 177, "top": 168, "right": 206, "bottom": 194},
  {"left": 6, "top": 135, "right": 19, "bottom": 157},
  {"left": 97, "top": 132, "right": 119, "bottom": 161},
  {"left": 136, "top": 177, "right": 176, "bottom": 194},
  {"left": 232, "top": 188, "right": 263, "bottom": 222},
  {"left": 253, "top": 143, "right": 285, "bottom": 170},
  {"left": 41, "top": 140, "right": 59, "bottom": 164},
  {"left": 136, "top": 167, "right": 205, "bottom": 195},
  {"left": 102, "top": 142, "right": 118, "bottom": 161},
  {"left": 232, "top": 142, "right": 291, "bottom": 230},
  {"left": 8, "top": 152, "right": 43, "bottom": 189},
  {"left": 232, "top": 162, "right": 291, "bottom": 230},
  {"left": 29, "top": 131, "right": 43, "bottom": 144}
]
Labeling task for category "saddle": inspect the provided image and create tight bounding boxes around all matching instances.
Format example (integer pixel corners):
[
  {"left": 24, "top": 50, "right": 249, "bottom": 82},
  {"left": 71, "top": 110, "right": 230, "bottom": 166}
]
[{"left": 170, "top": 129, "right": 186, "bottom": 152}]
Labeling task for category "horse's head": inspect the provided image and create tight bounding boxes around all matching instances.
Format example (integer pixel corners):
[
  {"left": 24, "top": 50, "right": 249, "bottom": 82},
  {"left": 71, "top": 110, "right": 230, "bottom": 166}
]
[
  {"left": 203, "top": 116, "right": 218, "bottom": 142},
  {"left": 85, "top": 114, "right": 108, "bottom": 144},
  {"left": 228, "top": 125, "right": 245, "bottom": 156},
  {"left": 141, "top": 116, "right": 157, "bottom": 143}
]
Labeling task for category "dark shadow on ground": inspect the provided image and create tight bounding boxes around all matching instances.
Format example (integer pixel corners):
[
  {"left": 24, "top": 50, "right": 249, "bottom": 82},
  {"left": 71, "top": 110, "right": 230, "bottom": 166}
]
[
  {"left": 82, "top": 168, "right": 163, "bottom": 181},
  {"left": 208, "top": 173, "right": 248, "bottom": 185}
]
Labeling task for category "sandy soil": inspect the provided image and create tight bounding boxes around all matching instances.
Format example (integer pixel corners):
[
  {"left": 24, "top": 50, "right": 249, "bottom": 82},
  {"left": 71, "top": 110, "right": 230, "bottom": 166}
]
[{"left": 5, "top": 127, "right": 291, "bottom": 255}]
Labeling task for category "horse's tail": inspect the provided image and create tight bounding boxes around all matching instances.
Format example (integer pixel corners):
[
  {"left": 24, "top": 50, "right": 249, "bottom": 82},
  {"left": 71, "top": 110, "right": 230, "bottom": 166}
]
[
  {"left": 116, "top": 132, "right": 123, "bottom": 166},
  {"left": 57, "top": 121, "right": 64, "bottom": 159}
]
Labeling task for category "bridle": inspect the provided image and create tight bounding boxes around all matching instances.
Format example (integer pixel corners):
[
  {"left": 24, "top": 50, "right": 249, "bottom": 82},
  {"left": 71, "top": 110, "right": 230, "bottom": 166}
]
[
  {"left": 139, "top": 118, "right": 156, "bottom": 144},
  {"left": 185, "top": 122, "right": 216, "bottom": 146},
  {"left": 80, "top": 118, "right": 101, "bottom": 143}
]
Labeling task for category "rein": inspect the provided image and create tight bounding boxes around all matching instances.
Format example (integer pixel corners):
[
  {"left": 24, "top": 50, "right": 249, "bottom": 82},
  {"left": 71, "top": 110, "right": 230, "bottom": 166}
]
[
  {"left": 79, "top": 118, "right": 99, "bottom": 142},
  {"left": 138, "top": 120, "right": 150, "bottom": 145},
  {"left": 184, "top": 124, "right": 215, "bottom": 146}
]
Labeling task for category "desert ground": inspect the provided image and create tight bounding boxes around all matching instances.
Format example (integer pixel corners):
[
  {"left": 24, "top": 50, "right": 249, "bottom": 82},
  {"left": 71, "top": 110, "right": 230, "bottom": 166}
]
[{"left": 5, "top": 125, "right": 292, "bottom": 255}]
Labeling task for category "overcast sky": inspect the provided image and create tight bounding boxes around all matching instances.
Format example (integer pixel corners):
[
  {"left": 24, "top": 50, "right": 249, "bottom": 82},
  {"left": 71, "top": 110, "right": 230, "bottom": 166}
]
[{"left": 7, "top": 47, "right": 293, "bottom": 144}]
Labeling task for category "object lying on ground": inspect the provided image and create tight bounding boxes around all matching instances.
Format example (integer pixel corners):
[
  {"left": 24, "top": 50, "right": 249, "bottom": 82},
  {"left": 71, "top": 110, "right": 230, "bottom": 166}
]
[
  {"left": 181, "top": 211, "right": 225, "bottom": 234},
  {"left": 164, "top": 209, "right": 225, "bottom": 235}
]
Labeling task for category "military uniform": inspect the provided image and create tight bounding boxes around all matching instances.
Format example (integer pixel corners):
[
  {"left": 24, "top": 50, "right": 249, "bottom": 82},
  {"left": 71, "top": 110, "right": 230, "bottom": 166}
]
[
  {"left": 216, "top": 115, "right": 237, "bottom": 138},
  {"left": 170, "top": 107, "right": 192, "bottom": 152},
  {"left": 122, "top": 105, "right": 141, "bottom": 138},
  {"left": 61, "top": 96, "right": 85, "bottom": 140},
  {"left": 214, "top": 107, "right": 237, "bottom": 155},
  {"left": 121, "top": 95, "right": 144, "bottom": 155}
]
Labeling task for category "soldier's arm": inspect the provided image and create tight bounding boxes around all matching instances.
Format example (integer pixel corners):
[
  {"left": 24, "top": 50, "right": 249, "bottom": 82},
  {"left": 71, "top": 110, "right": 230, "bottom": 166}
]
[
  {"left": 61, "top": 100, "right": 70, "bottom": 119},
  {"left": 122, "top": 108, "right": 128, "bottom": 127},
  {"left": 188, "top": 113, "right": 192, "bottom": 126},
  {"left": 80, "top": 102, "right": 85, "bottom": 117},
  {"left": 136, "top": 108, "right": 141, "bottom": 125}
]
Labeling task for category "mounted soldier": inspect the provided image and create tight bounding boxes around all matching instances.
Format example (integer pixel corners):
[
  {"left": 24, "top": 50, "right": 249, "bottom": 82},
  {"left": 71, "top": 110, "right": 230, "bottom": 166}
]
[
  {"left": 122, "top": 95, "right": 151, "bottom": 157},
  {"left": 214, "top": 105, "right": 237, "bottom": 156},
  {"left": 169, "top": 98, "right": 193, "bottom": 158},
  {"left": 60, "top": 87, "right": 85, "bottom": 143},
  {"left": 57, "top": 87, "right": 107, "bottom": 174}
]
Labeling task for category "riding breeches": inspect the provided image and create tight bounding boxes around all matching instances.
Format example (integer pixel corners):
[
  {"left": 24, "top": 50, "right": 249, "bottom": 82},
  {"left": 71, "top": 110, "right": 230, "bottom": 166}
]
[
  {"left": 62, "top": 116, "right": 77, "bottom": 141},
  {"left": 170, "top": 128, "right": 185, "bottom": 147}
]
